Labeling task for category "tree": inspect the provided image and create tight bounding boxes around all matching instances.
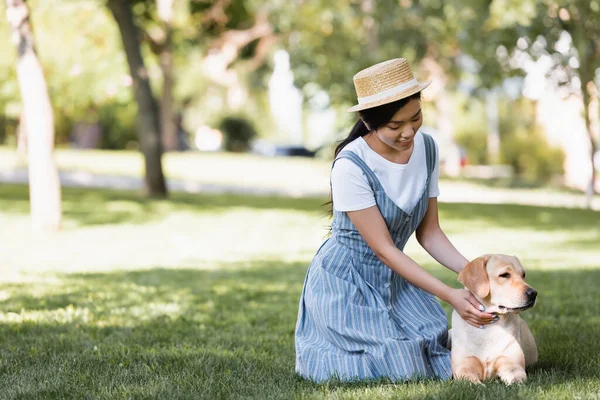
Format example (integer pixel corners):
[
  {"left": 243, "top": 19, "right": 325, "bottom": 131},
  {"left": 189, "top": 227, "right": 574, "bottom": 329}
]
[
  {"left": 138, "top": 0, "right": 178, "bottom": 151},
  {"left": 5, "top": 0, "right": 62, "bottom": 232},
  {"left": 107, "top": 0, "right": 167, "bottom": 197},
  {"left": 127, "top": 0, "right": 276, "bottom": 152},
  {"left": 279, "top": 0, "right": 476, "bottom": 133},
  {"left": 462, "top": 0, "right": 599, "bottom": 205},
  {"left": 186, "top": 0, "right": 276, "bottom": 110}
]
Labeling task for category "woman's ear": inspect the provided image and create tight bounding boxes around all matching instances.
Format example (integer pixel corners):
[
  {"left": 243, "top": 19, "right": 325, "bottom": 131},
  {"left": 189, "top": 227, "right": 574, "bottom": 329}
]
[{"left": 458, "top": 255, "right": 491, "bottom": 299}]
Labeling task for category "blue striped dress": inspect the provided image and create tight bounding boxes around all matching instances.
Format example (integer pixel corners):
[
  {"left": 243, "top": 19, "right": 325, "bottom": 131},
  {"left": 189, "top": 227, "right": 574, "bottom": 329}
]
[{"left": 294, "top": 133, "right": 451, "bottom": 382}]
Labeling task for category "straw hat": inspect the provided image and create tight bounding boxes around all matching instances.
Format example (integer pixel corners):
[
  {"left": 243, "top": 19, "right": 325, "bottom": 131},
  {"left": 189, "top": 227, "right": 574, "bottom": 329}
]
[{"left": 346, "top": 58, "right": 430, "bottom": 112}]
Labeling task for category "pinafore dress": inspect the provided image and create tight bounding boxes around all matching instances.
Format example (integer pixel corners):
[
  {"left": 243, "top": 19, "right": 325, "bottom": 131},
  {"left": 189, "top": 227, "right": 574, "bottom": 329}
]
[{"left": 294, "top": 133, "right": 451, "bottom": 382}]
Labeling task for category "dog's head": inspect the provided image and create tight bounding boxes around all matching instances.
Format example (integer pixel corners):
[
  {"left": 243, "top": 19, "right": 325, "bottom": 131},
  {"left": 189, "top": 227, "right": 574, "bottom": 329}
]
[{"left": 458, "top": 254, "right": 537, "bottom": 314}]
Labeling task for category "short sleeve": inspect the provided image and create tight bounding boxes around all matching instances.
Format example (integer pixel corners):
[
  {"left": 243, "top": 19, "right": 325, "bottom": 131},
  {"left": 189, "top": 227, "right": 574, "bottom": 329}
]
[
  {"left": 428, "top": 138, "right": 440, "bottom": 197},
  {"left": 331, "top": 158, "right": 377, "bottom": 212}
]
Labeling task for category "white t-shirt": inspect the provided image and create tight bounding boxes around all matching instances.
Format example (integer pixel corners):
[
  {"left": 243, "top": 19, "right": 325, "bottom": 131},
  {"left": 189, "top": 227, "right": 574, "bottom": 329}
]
[{"left": 331, "top": 131, "right": 440, "bottom": 212}]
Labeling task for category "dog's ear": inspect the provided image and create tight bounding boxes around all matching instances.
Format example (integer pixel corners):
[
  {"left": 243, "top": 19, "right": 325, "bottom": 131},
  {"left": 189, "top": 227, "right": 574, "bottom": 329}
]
[{"left": 458, "top": 255, "right": 491, "bottom": 299}]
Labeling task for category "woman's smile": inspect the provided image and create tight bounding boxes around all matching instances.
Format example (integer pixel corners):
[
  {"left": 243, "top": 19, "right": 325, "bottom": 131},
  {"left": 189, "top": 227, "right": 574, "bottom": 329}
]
[{"left": 396, "top": 136, "right": 414, "bottom": 146}]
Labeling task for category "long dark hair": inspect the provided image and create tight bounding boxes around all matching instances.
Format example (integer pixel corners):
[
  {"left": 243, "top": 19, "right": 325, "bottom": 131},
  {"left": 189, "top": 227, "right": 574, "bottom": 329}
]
[{"left": 325, "top": 92, "right": 422, "bottom": 216}]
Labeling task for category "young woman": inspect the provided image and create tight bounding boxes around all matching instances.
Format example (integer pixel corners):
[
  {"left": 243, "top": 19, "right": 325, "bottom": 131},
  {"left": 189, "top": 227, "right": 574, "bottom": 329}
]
[{"left": 295, "top": 58, "right": 497, "bottom": 382}]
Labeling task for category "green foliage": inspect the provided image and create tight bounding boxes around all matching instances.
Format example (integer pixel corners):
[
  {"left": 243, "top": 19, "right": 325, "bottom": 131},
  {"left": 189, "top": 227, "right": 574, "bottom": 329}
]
[
  {"left": 454, "top": 96, "right": 565, "bottom": 184},
  {"left": 0, "top": 0, "right": 138, "bottom": 148},
  {"left": 98, "top": 101, "right": 138, "bottom": 150},
  {"left": 451, "top": 94, "right": 489, "bottom": 165},
  {"left": 455, "top": 129, "right": 489, "bottom": 165},
  {"left": 499, "top": 99, "right": 565, "bottom": 183},
  {"left": 217, "top": 115, "right": 258, "bottom": 152},
  {"left": 500, "top": 125, "right": 565, "bottom": 184}
]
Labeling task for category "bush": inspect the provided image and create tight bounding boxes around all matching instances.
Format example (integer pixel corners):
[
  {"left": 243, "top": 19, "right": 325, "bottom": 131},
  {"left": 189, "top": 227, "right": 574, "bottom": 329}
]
[
  {"left": 454, "top": 97, "right": 565, "bottom": 184},
  {"left": 500, "top": 125, "right": 565, "bottom": 183},
  {"left": 498, "top": 99, "right": 565, "bottom": 184},
  {"left": 97, "top": 102, "right": 137, "bottom": 150},
  {"left": 52, "top": 101, "right": 137, "bottom": 149},
  {"left": 455, "top": 128, "right": 488, "bottom": 165},
  {"left": 452, "top": 95, "right": 489, "bottom": 165},
  {"left": 217, "top": 115, "right": 258, "bottom": 152}
]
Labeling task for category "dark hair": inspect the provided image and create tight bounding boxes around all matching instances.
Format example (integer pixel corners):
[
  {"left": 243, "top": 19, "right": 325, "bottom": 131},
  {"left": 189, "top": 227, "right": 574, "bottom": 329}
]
[
  {"left": 325, "top": 92, "right": 422, "bottom": 217},
  {"left": 334, "top": 92, "right": 422, "bottom": 157}
]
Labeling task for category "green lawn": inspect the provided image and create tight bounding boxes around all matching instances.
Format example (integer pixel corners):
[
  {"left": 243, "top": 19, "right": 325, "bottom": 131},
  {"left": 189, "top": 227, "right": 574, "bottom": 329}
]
[
  {"left": 0, "top": 147, "right": 331, "bottom": 195},
  {"left": 3, "top": 146, "right": 598, "bottom": 210},
  {"left": 0, "top": 184, "right": 599, "bottom": 399}
]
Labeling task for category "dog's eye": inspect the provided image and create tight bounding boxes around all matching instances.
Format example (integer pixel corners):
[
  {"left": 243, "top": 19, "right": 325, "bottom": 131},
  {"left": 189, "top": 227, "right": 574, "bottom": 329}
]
[{"left": 499, "top": 273, "right": 510, "bottom": 278}]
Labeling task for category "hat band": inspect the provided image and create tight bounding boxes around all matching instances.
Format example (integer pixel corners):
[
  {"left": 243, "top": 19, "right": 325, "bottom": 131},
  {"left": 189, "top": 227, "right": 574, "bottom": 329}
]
[{"left": 357, "top": 78, "right": 419, "bottom": 105}]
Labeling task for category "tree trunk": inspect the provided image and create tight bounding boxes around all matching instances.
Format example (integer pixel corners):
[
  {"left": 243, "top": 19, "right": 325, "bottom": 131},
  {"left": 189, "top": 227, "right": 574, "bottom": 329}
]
[
  {"left": 486, "top": 88, "right": 500, "bottom": 165},
  {"left": 16, "top": 110, "right": 27, "bottom": 156},
  {"left": 361, "top": 0, "right": 379, "bottom": 52},
  {"left": 159, "top": 29, "right": 177, "bottom": 152},
  {"left": 202, "top": 12, "right": 272, "bottom": 109},
  {"left": 582, "top": 79, "right": 598, "bottom": 208},
  {"left": 571, "top": 25, "right": 598, "bottom": 208},
  {"left": 6, "top": 0, "right": 62, "bottom": 232},
  {"left": 156, "top": 0, "right": 177, "bottom": 152},
  {"left": 107, "top": 0, "right": 167, "bottom": 197},
  {"left": 422, "top": 55, "right": 460, "bottom": 176}
]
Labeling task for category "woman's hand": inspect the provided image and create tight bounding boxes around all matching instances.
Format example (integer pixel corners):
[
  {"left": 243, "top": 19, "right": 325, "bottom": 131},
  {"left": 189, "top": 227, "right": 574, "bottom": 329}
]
[{"left": 447, "top": 288, "right": 498, "bottom": 328}]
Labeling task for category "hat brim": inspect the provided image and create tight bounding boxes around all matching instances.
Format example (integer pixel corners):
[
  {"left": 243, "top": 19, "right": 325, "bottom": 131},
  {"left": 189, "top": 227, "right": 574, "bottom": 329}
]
[{"left": 346, "top": 80, "right": 431, "bottom": 113}]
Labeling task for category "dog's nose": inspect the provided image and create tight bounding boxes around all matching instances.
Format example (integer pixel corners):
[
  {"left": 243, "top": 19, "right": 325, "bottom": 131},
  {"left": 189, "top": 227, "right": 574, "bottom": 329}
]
[{"left": 526, "top": 288, "right": 537, "bottom": 301}]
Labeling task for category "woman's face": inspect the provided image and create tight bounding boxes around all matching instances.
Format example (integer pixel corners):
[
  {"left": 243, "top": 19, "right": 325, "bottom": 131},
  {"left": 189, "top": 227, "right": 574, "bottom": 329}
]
[{"left": 373, "top": 98, "right": 423, "bottom": 151}]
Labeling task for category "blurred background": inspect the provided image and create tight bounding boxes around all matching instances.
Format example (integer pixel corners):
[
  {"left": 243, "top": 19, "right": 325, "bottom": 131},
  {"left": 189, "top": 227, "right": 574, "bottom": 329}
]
[
  {"left": 0, "top": 1, "right": 599, "bottom": 398},
  {"left": 1, "top": 0, "right": 599, "bottom": 209}
]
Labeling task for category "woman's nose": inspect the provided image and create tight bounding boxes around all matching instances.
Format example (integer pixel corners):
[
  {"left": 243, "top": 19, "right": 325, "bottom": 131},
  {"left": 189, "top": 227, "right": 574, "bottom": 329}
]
[{"left": 402, "top": 125, "right": 415, "bottom": 137}]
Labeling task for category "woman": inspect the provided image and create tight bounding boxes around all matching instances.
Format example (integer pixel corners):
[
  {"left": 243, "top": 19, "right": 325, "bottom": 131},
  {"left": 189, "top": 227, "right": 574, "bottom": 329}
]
[{"left": 295, "top": 58, "right": 498, "bottom": 382}]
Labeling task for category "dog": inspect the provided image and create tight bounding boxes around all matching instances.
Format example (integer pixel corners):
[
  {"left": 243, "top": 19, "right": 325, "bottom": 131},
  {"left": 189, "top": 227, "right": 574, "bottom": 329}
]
[{"left": 451, "top": 254, "right": 538, "bottom": 385}]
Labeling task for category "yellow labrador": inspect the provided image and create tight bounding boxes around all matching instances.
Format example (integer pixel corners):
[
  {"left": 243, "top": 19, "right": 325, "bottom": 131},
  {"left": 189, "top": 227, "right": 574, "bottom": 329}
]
[{"left": 451, "top": 254, "right": 538, "bottom": 385}]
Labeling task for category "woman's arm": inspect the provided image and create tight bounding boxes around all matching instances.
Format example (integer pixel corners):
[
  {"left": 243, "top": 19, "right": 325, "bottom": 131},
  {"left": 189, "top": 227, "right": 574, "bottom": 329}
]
[
  {"left": 346, "top": 205, "right": 494, "bottom": 327},
  {"left": 415, "top": 197, "right": 469, "bottom": 274}
]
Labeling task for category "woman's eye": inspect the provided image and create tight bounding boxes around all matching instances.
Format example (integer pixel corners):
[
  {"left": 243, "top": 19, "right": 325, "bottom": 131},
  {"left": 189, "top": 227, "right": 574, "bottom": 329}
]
[{"left": 499, "top": 273, "right": 510, "bottom": 278}]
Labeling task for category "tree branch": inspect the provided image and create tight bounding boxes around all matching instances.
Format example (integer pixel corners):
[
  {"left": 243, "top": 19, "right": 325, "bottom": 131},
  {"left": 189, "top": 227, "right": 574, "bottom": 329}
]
[
  {"left": 201, "top": 0, "right": 231, "bottom": 28},
  {"left": 140, "top": 27, "right": 165, "bottom": 55}
]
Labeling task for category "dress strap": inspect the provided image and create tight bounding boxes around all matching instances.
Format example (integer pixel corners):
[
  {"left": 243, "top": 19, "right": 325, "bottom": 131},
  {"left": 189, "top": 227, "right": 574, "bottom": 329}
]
[{"left": 421, "top": 132, "right": 436, "bottom": 185}]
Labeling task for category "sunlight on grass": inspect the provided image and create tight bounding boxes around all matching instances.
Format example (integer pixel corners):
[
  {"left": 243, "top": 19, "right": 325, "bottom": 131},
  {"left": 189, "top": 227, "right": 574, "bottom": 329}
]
[
  {"left": 0, "top": 184, "right": 599, "bottom": 398},
  {"left": 2, "top": 184, "right": 599, "bottom": 277}
]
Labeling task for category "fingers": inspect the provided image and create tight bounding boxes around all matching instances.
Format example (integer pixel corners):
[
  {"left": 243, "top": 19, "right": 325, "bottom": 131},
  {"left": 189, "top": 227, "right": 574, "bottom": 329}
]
[
  {"left": 465, "top": 292, "right": 484, "bottom": 311},
  {"left": 464, "top": 293, "right": 497, "bottom": 325},
  {"left": 460, "top": 298, "right": 499, "bottom": 328},
  {"left": 466, "top": 292, "right": 488, "bottom": 312},
  {"left": 474, "top": 309, "right": 496, "bottom": 324},
  {"left": 464, "top": 314, "right": 499, "bottom": 329}
]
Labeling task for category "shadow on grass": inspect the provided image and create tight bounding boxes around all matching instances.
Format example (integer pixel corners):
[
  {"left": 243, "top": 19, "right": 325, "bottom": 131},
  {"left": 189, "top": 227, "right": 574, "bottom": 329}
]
[
  {"left": 3, "top": 184, "right": 600, "bottom": 233},
  {"left": 439, "top": 202, "right": 600, "bottom": 232},
  {"left": 0, "top": 260, "right": 598, "bottom": 398}
]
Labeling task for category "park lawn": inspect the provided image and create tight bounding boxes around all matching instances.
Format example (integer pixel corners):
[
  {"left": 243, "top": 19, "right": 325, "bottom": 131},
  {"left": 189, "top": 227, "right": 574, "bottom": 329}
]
[
  {"left": 3, "top": 146, "right": 598, "bottom": 210},
  {"left": 0, "top": 183, "right": 599, "bottom": 399},
  {"left": 0, "top": 147, "right": 332, "bottom": 195}
]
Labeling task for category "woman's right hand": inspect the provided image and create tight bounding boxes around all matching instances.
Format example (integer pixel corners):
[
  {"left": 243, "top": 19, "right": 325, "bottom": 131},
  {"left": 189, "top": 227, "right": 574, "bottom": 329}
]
[{"left": 447, "top": 288, "right": 497, "bottom": 328}]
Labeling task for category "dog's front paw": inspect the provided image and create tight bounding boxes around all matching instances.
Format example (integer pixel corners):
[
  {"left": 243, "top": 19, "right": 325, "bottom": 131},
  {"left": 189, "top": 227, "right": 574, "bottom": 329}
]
[{"left": 498, "top": 368, "right": 527, "bottom": 385}]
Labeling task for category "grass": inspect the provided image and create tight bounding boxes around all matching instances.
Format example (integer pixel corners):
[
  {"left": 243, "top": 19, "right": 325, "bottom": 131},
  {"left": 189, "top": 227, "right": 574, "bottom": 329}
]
[
  {"left": 0, "top": 147, "right": 332, "bottom": 195},
  {"left": 1, "top": 183, "right": 599, "bottom": 399},
  {"left": 3, "top": 146, "right": 598, "bottom": 211}
]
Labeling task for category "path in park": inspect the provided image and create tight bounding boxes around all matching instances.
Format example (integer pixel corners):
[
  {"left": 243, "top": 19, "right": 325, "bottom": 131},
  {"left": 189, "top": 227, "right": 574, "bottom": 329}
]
[{"left": 1, "top": 168, "right": 599, "bottom": 210}]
